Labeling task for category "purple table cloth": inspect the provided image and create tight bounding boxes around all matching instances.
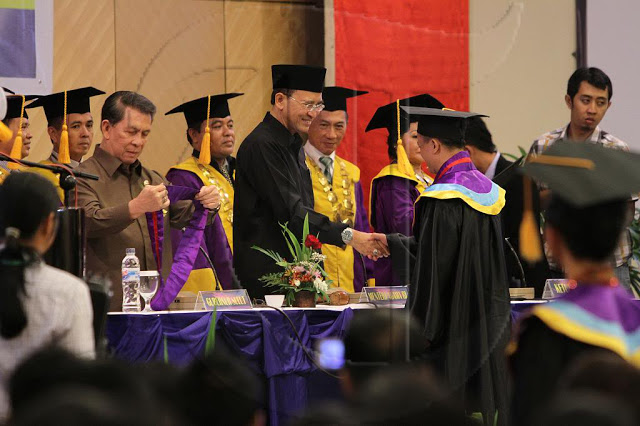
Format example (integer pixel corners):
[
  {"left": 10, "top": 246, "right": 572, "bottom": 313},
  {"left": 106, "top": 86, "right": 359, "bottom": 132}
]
[{"left": 106, "top": 308, "right": 354, "bottom": 426}]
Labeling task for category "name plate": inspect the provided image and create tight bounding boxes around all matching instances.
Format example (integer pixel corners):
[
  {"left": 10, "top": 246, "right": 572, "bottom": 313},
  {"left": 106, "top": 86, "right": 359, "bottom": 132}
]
[
  {"left": 360, "top": 286, "right": 408, "bottom": 307},
  {"left": 195, "top": 289, "right": 252, "bottom": 311},
  {"left": 541, "top": 279, "right": 571, "bottom": 299}
]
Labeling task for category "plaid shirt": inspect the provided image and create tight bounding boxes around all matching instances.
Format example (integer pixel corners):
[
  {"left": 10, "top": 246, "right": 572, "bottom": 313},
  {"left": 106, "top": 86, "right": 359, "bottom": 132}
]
[{"left": 529, "top": 124, "right": 632, "bottom": 267}]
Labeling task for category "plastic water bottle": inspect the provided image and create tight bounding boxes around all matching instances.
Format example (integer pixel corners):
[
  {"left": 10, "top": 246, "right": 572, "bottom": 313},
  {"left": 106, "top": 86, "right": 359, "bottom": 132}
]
[{"left": 121, "top": 248, "right": 141, "bottom": 312}]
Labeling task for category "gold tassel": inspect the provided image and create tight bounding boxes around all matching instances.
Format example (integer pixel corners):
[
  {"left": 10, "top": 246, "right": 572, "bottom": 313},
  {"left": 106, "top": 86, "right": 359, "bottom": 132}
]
[
  {"left": 8, "top": 95, "right": 25, "bottom": 170},
  {"left": 519, "top": 175, "right": 543, "bottom": 263},
  {"left": 395, "top": 99, "right": 417, "bottom": 179},
  {"left": 58, "top": 91, "right": 71, "bottom": 164},
  {"left": 0, "top": 122, "right": 12, "bottom": 143},
  {"left": 198, "top": 95, "right": 212, "bottom": 165}
]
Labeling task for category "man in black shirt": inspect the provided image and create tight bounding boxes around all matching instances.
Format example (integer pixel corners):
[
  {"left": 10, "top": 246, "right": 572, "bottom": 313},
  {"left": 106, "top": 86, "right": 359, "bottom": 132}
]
[{"left": 234, "top": 64, "right": 385, "bottom": 299}]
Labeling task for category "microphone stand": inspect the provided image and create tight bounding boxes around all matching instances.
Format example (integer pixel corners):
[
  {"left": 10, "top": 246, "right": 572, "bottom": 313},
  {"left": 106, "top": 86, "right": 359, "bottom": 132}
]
[{"left": 0, "top": 153, "right": 99, "bottom": 278}]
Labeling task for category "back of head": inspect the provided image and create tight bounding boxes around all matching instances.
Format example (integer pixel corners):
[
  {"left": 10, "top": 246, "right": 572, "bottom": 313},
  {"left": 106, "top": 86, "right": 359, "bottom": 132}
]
[
  {"left": 535, "top": 391, "right": 636, "bottom": 426},
  {"left": 546, "top": 196, "right": 629, "bottom": 261},
  {"left": 178, "top": 350, "right": 263, "bottom": 426},
  {"left": 101, "top": 91, "right": 156, "bottom": 126},
  {"left": 567, "top": 67, "right": 613, "bottom": 100},
  {"left": 464, "top": 116, "right": 496, "bottom": 153},
  {"left": 343, "top": 309, "right": 428, "bottom": 392},
  {"left": 355, "top": 366, "right": 466, "bottom": 426},
  {"left": 558, "top": 352, "right": 640, "bottom": 421},
  {"left": 0, "top": 173, "right": 60, "bottom": 339}
]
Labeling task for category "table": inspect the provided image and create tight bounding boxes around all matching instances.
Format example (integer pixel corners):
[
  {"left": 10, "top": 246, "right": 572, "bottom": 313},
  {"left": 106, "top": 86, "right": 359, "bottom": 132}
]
[{"left": 106, "top": 302, "right": 546, "bottom": 425}]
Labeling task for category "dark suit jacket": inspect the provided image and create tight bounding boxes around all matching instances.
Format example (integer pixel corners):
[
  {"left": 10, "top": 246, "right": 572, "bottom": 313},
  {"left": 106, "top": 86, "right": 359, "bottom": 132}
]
[{"left": 494, "top": 154, "right": 550, "bottom": 296}]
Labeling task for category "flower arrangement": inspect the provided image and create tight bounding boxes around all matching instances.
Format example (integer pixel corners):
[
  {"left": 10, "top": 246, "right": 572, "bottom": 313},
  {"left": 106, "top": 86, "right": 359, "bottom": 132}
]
[{"left": 252, "top": 214, "right": 330, "bottom": 306}]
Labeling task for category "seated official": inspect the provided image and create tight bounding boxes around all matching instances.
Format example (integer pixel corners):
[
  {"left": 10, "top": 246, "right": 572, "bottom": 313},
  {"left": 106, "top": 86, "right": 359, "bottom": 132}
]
[
  {"left": 0, "top": 173, "right": 95, "bottom": 420},
  {"left": 509, "top": 142, "right": 640, "bottom": 426},
  {"left": 73, "top": 91, "right": 221, "bottom": 311},
  {"left": 304, "top": 86, "right": 373, "bottom": 292}
]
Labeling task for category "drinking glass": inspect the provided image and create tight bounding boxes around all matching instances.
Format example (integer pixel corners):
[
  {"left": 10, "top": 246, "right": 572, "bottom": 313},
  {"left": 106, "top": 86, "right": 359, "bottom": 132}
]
[{"left": 140, "top": 271, "right": 159, "bottom": 312}]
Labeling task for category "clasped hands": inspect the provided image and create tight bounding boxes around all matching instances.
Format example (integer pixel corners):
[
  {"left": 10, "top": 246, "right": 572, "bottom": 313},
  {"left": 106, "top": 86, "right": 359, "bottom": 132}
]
[
  {"left": 347, "top": 230, "right": 389, "bottom": 261},
  {"left": 129, "top": 183, "right": 221, "bottom": 219}
]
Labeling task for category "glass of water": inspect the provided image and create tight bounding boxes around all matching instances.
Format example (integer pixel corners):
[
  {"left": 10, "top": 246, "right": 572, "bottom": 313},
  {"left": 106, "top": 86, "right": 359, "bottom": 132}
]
[{"left": 139, "top": 271, "right": 160, "bottom": 312}]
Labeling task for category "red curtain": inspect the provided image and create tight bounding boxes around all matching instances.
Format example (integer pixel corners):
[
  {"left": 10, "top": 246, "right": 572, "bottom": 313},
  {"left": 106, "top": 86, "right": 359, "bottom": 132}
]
[{"left": 333, "top": 0, "right": 469, "bottom": 213}]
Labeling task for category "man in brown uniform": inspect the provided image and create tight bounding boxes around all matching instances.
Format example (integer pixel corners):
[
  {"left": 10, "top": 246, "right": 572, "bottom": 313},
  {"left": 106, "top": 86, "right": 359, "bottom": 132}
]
[{"left": 73, "top": 91, "right": 221, "bottom": 311}]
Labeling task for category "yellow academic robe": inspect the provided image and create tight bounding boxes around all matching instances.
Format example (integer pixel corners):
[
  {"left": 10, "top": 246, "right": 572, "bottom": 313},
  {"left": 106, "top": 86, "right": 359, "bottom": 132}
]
[
  {"left": 305, "top": 154, "right": 372, "bottom": 293},
  {"left": 29, "top": 160, "right": 65, "bottom": 202}
]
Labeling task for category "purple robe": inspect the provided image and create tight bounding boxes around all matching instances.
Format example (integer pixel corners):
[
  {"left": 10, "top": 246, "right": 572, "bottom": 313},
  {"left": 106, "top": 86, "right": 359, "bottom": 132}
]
[
  {"left": 370, "top": 175, "right": 420, "bottom": 286},
  {"left": 352, "top": 181, "right": 374, "bottom": 291},
  {"left": 166, "top": 168, "right": 235, "bottom": 289}
]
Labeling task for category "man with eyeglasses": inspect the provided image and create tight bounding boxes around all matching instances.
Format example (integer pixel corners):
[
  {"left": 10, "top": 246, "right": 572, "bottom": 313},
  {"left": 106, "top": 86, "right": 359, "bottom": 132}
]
[{"left": 234, "top": 64, "right": 387, "bottom": 300}]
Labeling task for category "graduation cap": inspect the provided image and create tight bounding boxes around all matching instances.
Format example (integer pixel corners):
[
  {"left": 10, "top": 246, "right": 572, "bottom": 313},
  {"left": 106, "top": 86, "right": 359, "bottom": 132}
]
[
  {"left": 365, "top": 94, "right": 445, "bottom": 139},
  {"left": 166, "top": 93, "right": 244, "bottom": 166},
  {"left": 165, "top": 93, "right": 243, "bottom": 128},
  {"left": 400, "top": 106, "right": 487, "bottom": 142},
  {"left": 25, "top": 87, "right": 105, "bottom": 164},
  {"left": 2, "top": 91, "right": 40, "bottom": 169},
  {"left": 518, "top": 140, "right": 640, "bottom": 263},
  {"left": 321, "top": 86, "right": 368, "bottom": 112},
  {"left": 522, "top": 140, "right": 640, "bottom": 207},
  {"left": 271, "top": 64, "right": 326, "bottom": 93}
]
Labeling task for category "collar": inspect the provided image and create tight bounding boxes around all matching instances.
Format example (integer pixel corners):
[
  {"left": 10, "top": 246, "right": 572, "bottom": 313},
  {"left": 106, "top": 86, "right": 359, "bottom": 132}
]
[
  {"left": 50, "top": 150, "right": 80, "bottom": 169},
  {"left": 192, "top": 149, "right": 232, "bottom": 171},
  {"left": 433, "top": 151, "right": 473, "bottom": 183},
  {"left": 303, "top": 142, "right": 335, "bottom": 171},
  {"left": 263, "top": 112, "right": 302, "bottom": 147},
  {"left": 561, "top": 123, "right": 602, "bottom": 143},
  {"left": 484, "top": 151, "right": 500, "bottom": 180},
  {"left": 93, "top": 145, "right": 141, "bottom": 177}
]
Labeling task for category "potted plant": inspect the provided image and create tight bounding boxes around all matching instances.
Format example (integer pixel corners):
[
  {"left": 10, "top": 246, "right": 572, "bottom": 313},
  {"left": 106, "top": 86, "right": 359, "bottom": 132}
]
[{"left": 252, "top": 214, "right": 330, "bottom": 307}]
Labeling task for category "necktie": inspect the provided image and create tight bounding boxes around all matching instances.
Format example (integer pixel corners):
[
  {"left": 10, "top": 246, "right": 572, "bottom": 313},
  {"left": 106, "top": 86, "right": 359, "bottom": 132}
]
[{"left": 319, "top": 156, "right": 333, "bottom": 184}]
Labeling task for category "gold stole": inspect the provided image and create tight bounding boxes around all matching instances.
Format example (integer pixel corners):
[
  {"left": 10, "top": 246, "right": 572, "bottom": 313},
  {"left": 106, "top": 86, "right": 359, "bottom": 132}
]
[
  {"left": 29, "top": 159, "right": 65, "bottom": 202},
  {"left": 168, "top": 157, "right": 234, "bottom": 294},
  {"left": 170, "top": 156, "right": 234, "bottom": 251},
  {"left": 306, "top": 155, "right": 359, "bottom": 293}
]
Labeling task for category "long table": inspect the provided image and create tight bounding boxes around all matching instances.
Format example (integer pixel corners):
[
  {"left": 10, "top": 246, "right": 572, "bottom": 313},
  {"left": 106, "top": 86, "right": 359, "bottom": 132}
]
[{"left": 105, "top": 301, "right": 545, "bottom": 425}]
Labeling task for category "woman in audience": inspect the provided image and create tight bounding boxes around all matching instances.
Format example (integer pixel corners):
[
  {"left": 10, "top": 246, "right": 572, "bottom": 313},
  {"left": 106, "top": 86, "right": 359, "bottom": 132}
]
[
  {"left": 0, "top": 173, "right": 94, "bottom": 420},
  {"left": 367, "top": 94, "right": 444, "bottom": 286}
]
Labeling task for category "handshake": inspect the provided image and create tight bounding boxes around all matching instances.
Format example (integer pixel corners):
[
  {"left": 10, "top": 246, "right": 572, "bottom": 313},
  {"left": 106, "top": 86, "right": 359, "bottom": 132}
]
[{"left": 347, "top": 230, "right": 389, "bottom": 261}]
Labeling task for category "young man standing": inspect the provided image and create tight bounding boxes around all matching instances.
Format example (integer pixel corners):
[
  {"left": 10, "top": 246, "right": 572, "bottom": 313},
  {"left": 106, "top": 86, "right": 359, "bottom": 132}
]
[
  {"left": 528, "top": 67, "right": 633, "bottom": 288},
  {"left": 0, "top": 90, "right": 38, "bottom": 184}
]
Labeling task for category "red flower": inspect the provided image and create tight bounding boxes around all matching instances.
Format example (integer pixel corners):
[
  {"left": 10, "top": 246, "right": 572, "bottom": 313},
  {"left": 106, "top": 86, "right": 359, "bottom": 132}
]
[{"left": 304, "top": 235, "right": 322, "bottom": 249}]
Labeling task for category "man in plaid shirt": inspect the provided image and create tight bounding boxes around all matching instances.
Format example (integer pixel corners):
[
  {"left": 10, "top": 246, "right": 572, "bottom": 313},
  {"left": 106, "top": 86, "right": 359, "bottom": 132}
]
[{"left": 529, "top": 67, "right": 634, "bottom": 290}]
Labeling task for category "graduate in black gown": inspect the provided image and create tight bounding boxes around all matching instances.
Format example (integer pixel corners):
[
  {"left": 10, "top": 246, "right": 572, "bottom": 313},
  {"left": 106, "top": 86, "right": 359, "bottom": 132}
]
[
  {"left": 508, "top": 141, "right": 640, "bottom": 426},
  {"left": 377, "top": 108, "right": 511, "bottom": 425},
  {"left": 234, "top": 65, "right": 386, "bottom": 300}
]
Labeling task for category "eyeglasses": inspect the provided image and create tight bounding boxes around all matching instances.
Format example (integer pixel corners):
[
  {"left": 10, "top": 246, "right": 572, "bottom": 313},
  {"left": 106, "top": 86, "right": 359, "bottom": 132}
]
[{"left": 288, "top": 96, "right": 325, "bottom": 112}]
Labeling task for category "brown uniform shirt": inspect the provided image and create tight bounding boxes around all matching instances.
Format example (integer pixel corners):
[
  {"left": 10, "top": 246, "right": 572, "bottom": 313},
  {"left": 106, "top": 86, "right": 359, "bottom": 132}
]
[{"left": 73, "top": 145, "right": 193, "bottom": 311}]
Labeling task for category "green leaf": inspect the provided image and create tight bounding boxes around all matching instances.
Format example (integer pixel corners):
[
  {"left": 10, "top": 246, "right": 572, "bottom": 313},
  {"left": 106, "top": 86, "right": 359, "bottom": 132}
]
[
  {"left": 163, "top": 335, "right": 169, "bottom": 364},
  {"left": 303, "top": 213, "right": 310, "bottom": 241},
  {"left": 204, "top": 306, "right": 217, "bottom": 356}
]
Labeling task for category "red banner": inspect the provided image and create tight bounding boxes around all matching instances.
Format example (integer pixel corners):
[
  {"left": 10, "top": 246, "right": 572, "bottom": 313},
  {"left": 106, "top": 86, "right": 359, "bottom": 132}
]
[{"left": 333, "top": 0, "right": 469, "bottom": 213}]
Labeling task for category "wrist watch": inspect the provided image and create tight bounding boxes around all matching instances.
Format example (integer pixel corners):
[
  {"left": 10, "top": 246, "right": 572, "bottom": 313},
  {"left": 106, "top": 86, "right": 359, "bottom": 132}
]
[{"left": 341, "top": 227, "right": 354, "bottom": 244}]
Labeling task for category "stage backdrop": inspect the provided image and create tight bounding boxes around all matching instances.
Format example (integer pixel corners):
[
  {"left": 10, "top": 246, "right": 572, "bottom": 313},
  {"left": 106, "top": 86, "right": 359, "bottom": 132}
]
[{"left": 327, "top": 0, "right": 469, "bottom": 213}]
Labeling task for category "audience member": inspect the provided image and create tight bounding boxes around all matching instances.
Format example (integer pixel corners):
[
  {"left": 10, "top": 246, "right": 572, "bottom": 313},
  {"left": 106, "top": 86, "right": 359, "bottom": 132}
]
[{"left": 0, "top": 173, "right": 94, "bottom": 420}]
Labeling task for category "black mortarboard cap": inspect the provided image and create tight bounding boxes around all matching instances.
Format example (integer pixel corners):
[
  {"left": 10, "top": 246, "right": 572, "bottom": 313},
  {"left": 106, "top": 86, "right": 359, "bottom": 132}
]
[
  {"left": 322, "top": 86, "right": 368, "bottom": 112},
  {"left": 522, "top": 140, "right": 640, "bottom": 207},
  {"left": 3, "top": 88, "right": 39, "bottom": 120},
  {"left": 401, "top": 106, "right": 487, "bottom": 142},
  {"left": 165, "top": 93, "right": 243, "bottom": 126},
  {"left": 365, "top": 94, "right": 445, "bottom": 140},
  {"left": 25, "top": 86, "right": 105, "bottom": 122},
  {"left": 271, "top": 64, "right": 326, "bottom": 92}
]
